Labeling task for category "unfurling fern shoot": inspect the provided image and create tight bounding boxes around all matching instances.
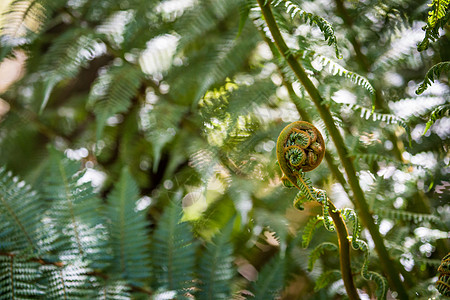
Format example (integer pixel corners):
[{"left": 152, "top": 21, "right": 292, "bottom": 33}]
[{"left": 276, "top": 121, "right": 387, "bottom": 300}]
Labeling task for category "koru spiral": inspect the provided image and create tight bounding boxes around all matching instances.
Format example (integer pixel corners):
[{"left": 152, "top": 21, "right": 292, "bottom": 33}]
[
  {"left": 277, "top": 121, "right": 325, "bottom": 179},
  {"left": 437, "top": 252, "right": 450, "bottom": 297}
]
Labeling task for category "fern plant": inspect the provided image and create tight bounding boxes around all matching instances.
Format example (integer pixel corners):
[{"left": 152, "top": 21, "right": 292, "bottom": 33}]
[{"left": 0, "top": 0, "right": 448, "bottom": 299}]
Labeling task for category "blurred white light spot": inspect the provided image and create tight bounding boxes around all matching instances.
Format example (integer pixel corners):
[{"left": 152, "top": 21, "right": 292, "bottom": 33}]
[
  {"left": 163, "top": 179, "right": 173, "bottom": 190},
  {"left": 136, "top": 196, "right": 152, "bottom": 212},
  {"left": 332, "top": 89, "right": 356, "bottom": 105},
  {"left": 379, "top": 220, "right": 394, "bottom": 235},
  {"left": 78, "top": 168, "right": 106, "bottom": 189}
]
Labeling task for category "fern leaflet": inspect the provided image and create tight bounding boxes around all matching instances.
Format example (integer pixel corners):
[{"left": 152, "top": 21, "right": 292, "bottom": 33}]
[
  {"left": 307, "top": 242, "right": 338, "bottom": 271},
  {"left": 423, "top": 103, "right": 450, "bottom": 134},
  {"left": 251, "top": 254, "right": 285, "bottom": 300},
  {"left": 416, "top": 62, "right": 450, "bottom": 95}
]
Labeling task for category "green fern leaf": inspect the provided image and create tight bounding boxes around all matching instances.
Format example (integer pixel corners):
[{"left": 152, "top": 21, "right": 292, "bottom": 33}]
[
  {"left": 416, "top": 62, "right": 450, "bottom": 95},
  {"left": 307, "top": 242, "right": 338, "bottom": 271},
  {"left": 310, "top": 52, "right": 375, "bottom": 100},
  {"left": 423, "top": 103, "right": 450, "bottom": 134},
  {"left": 0, "top": 167, "right": 42, "bottom": 251},
  {"left": 197, "top": 220, "right": 235, "bottom": 300},
  {"left": 105, "top": 168, "right": 151, "bottom": 285},
  {"left": 152, "top": 201, "right": 197, "bottom": 295},
  {"left": 0, "top": 256, "right": 44, "bottom": 298},
  {"left": 251, "top": 254, "right": 285, "bottom": 300},
  {"left": 302, "top": 215, "right": 323, "bottom": 248},
  {"left": 273, "top": 0, "right": 341, "bottom": 58},
  {"left": 88, "top": 62, "right": 144, "bottom": 139},
  {"left": 427, "top": 0, "right": 450, "bottom": 28},
  {"left": 342, "top": 103, "right": 412, "bottom": 146},
  {"left": 43, "top": 149, "right": 105, "bottom": 263},
  {"left": 374, "top": 208, "right": 442, "bottom": 225},
  {"left": 314, "top": 269, "right": 341, "bottom": 291}
]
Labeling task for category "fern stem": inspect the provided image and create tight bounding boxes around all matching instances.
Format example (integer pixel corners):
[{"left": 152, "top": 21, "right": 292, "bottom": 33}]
[
  {"left": 327, "top": 200, "right": 361, "bottom": 300},
  {"left": 256, "top": 1, "right": 408, "bottom": 298}
]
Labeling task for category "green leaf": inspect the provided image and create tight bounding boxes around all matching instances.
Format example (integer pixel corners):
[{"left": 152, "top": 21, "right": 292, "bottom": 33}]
[{"left": 105, "top": 168, "right": 151, "bottom": 285}]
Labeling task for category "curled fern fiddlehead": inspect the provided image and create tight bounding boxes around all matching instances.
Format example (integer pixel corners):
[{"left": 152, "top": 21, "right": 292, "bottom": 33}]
[{"left": 437, "top": 252, "right": 450, "bottom": 297}]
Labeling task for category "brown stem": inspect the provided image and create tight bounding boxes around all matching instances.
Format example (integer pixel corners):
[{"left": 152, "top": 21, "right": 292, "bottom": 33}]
[{"left": 327, "top": 200, "right": 360, "bottom": 300}]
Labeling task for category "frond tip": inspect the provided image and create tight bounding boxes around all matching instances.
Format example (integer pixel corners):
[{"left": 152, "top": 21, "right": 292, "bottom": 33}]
[
  {"left": 423, "top": 104, "right": 450, "bottom": 134},
  {"left": 416, "top": 62, "right": 450, "bottom": 95}
]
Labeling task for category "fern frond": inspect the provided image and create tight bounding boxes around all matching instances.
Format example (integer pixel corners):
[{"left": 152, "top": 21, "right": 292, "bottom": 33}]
[
  {"left": 307, "top": 242, "right": 338, "bottom": 271},
  {"left": 152, "top": 201, "right": 197, "bottom": 294},
  {"left": 416, "top": 62, "right": 450, "bottom": 95},
  {"left": 87, "top": 62, "right": 144, "bottom": 139},
  {"left": 342, "top": 103, "right": 412, "bottom": 145},
  {"left": 427, "top": 0, "right": 450, "bottom": 28},
  {"left": 43, "top": 149, "right": 105, "bottom": 263},
  {"left": 251, "top": 254, "right": 285, "bottom": 300},
  {"left": 273, "top": 0, "right": 341, "bottom": 58},
  {"left": 39, "top": 28, "right": 104, "bottom": 112},
  {"left": 423, "top": 104, "right": 450, "bottom": 134},
  {"left": 310, "top": 52, "right": 375, "bottom": 100},
  {"left": 302, "top": 215, "right": 323, "bottom": 248},
  {"left": 0, "top": 167, "right": 42, "bottom": 251},
  {"left": 314, "top": 269, "right": 341, "bottom": 291},
  {"left": 0, "top": 255, "right": 44, "bottom": 298},
  {"left": 105, "top": 168, "right": 151, "bottom": 285},
  {"left": 197, "top": 220, "right": 235, "bottom": 300},
  {"left": 374, "top": 208, "right": 442, "bottom": 225},
  {"left": 40, "top": 262, "right": 94, "bottom": 299}
]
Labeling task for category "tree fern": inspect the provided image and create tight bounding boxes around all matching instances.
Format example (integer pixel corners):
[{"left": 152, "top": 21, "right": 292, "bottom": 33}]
[
  {"left": 416, "top": 62, "right": 450, "bottom": 95},
  {"left": 105, "top": 168, "right": 151, "bottom": 286},
  {"left": 197, "top": 220, "right": 235, "bottom": 300},
  {"left": 423, "top": 103, "right": 450, "bottom": 134},
  {"left": 250, "top": 254, "right": 285, "bottom": 299},
  {"left": 151, "top": 201, "right": 197, "bottom": 296},
  {"left": 87, "top": 61, "right": 144, "bottom": 139},
  {"left": 272, "top": 0, "right": 341, "bottom": 58}
]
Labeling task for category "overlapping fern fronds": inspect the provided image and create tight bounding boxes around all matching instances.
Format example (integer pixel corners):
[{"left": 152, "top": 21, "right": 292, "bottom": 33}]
[
  {"left": 251, "top": 254, "right": 285, "bottom": 300},
  {"left": 272, "top": 0, "right": 341, "bottom": 58}
]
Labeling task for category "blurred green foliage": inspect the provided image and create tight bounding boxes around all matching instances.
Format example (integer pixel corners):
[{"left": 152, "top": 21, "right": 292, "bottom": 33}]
[{"left": 0, "top": 0, "right": 448, "bottom": 299}]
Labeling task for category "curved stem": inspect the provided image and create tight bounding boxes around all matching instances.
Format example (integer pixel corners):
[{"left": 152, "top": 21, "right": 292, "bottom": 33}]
[
  {"left": 256, "top": 1, "right": 408, "bottom": 298},
  {"left": 327, "top": 200, "right": 361, "bottom": 300}
]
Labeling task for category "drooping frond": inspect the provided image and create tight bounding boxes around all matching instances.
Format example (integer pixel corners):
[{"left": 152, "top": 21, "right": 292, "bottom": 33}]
[
  {"left": 105, "top": 168, "right": 151, "bottom": 286},
  {"left": 418, "top": 0, "right": 450, "bottom": 51},
  {"left": 0, "top": 167, "right": 42, "bottom": 251},
  {"left": 309, "top": 52, "right": 375, "bottom": 100},
  {"left": 307, "top": 242, "right": 338, "bottom": 271},
  {"left": 427, "top": 0, "right": 450, "bottom": 28},
  {"left": 197, "top": 220, "right": 235, "bottom": 300},
  {"left": 302, "top": 215, "right": 322, "bottom": 248},
  {"left": 423, "top": 104, "right": 450, "bottom": 134},
  {"left": 251, "top": 254, "right": 285, "bottom": 300},
  {"left": 0, "top": 256, "right": 44, "bottom": 299},
  {"left": 342, "top": 104, "right": 411, "bottom": 145},
  {"left": 39, "top": 28, "right": 104, "bottom": 112},
  {"left": 87, "top": 62, "right": 144, "bottom": 138},
  {"left": 151, "top": 201, "right": 197, "bottom": 295},
  {"left": 272, "top": 0, "right": 341, "bottom": 58},
  {"left": 416, "top": 62, "right": 450, "bottom": 95}
]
